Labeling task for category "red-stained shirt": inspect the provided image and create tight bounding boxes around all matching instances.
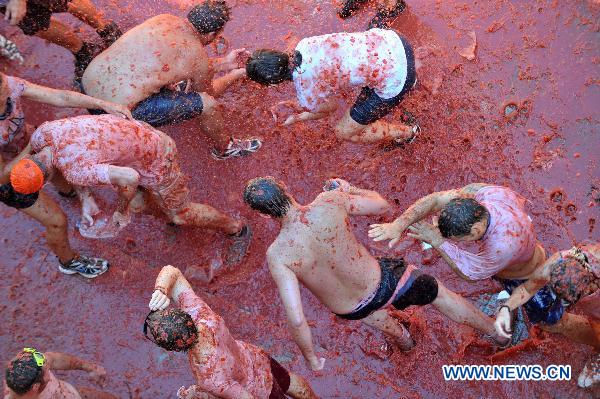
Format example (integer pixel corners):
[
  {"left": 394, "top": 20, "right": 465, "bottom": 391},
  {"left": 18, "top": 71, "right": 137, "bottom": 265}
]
[
  {"left": 30, "top": 114, "right": 173, "bottom": 189},
  {"left": 176, "top": 289, "right": 273, "bottom": 399},
  {"left": 439, "top": 186, "right": 537, "bottom": 280},
  {"left": 293, "top": 29, "right": 409, "bottom": 111},
  {"left": 0, "top": 76, "right": 26, "bottom": 148}
]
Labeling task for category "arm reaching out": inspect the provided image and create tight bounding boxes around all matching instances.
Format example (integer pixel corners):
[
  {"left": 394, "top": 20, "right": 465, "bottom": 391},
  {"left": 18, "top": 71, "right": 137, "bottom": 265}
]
[
  {"left": 22, "top": 81, "right": 133, "bottom": 119},
  {"left": 149, "top": 265, "right": 194, "bottom": 311},
  {"left": 324, "top": 178, "right": 390, "bottom": 216},
  {"left": 268, "top": 252, "right": 325, "bottom": 371},
  {"left": 44, "top": 352, "right": 106, "bottom": 385}
]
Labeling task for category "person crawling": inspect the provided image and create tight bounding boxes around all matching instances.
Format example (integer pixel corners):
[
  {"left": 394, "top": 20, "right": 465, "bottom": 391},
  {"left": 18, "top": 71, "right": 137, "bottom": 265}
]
[
  {"left": 146, "top": 265, "right": 320, "bottom": 399},
  {"left": 81, "top": 0, "right": 261, "bottom": 160}
]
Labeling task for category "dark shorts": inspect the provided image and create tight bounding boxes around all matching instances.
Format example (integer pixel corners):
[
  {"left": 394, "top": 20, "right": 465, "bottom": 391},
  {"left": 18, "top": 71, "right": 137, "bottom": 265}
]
[
  {"left": 500, "top": 278, "right": 564, "bottom": 325},
  {"left": 268, "top": 357, "right": 291, "bottom": 399},
  {"left": 87, "top": 88, "right": 204, "bottom": 128},
  {"left": 1, "top": 0, "right": 71, "bottom": 35},
  {"left": 336, "top": 258, "right": 438, "bottom": 321},
  {"left": 349, "top": 33, "right": 417, "bottom": 125},
  {"left": 0, "top": 183, "right": 38, "bottom": 209}
]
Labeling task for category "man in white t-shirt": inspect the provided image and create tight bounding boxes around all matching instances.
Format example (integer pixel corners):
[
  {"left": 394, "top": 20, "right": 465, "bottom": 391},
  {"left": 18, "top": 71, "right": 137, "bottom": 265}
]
[{"left": 246, "top": 29, "right": 420, "bottom": 145}]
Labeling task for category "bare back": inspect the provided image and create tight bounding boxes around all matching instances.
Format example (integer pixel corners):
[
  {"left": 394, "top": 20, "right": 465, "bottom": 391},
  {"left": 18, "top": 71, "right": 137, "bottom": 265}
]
[
  {"left": 82, "top": 15, "right": 210, "bottom": 108},
  {"left": 268, "top": 192, "right": 382, "bottom": 314}
]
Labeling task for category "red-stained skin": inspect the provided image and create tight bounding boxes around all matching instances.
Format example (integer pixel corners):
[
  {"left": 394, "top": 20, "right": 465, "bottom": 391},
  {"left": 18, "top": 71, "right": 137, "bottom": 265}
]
[{"left": 0, "top": 0, "right": 599, "bottom": 398}]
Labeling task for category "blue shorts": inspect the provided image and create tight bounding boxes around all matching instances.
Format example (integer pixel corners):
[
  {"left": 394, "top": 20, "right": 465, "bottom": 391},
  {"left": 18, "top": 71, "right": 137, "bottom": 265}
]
[{"left": 500, "top": 278, "right": 564, "bottom": 325}]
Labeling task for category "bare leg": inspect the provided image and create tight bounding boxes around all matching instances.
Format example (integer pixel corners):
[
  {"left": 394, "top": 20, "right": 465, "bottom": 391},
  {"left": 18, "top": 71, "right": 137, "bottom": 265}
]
[
  {"left": 67, "top": 0, "right": 109, "bottom": 31},
  {"left": 287, "top": 372, "right": 320, "bottom": 399},
  {"left": 362, "top": 308, "right": 414, "bottom": 350},
  {"left": 78, "top": 387, "right": 119, "bottom": 399},
  {"left": 335, "top": 111, "right": 414, "bottom": 144},
  {"left": 212, "top": 68, "right": 246, "bottom": 97},
  {"left": 198, "top": 93, "right": 229, "bottom": 151},
  {"left": 540, "top": 312, "right": 600, "bottom": 350},
  {"left": 431, "top": 282, "right": 497, "bottom": 336},
  {"left": 36, "top": 18, "right": 83, "bottom": 53},
  {"left": 171, "top": 202, "right": 241, "bottom": 235},
  {"left": 21, "top": 192, "right": 77, "bottom": 263}
]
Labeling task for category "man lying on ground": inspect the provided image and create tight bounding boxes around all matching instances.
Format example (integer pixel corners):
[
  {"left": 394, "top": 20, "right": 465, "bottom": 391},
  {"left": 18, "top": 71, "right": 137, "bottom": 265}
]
[
  {"left": 244, "top": 177, "right": 504, "bottom": 371},
  {"left": 147, "top": 265, "right": 320, "bottom": 399},
  {"left": 82, "top": 0, "right": 261, "bottom": 160}
]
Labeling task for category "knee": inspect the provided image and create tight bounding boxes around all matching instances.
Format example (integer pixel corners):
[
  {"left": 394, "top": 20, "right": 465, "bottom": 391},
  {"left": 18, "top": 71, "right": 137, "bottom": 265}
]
[
  {"left": 334, "top": 122, "right": 357, "bottom": 141},
  {"left": 200, "top": 93, "right": 218, "bottom": 115},
  {"left": 45, "top": 211, "right": 68, "bottom": 231}
]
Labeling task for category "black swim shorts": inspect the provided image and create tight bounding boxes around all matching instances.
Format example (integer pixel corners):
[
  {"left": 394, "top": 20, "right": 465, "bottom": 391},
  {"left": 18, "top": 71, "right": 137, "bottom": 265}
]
[
  {"left": 349, "top": 34, "right": 417, "bottom": 125},
  {"left": 1, "top": 0, "right": 72, "bottom": 36},
  {"left": 268, "top": 357, "right": 291, "bottom": 399},
  {"left": 0, "top": 183, "right": 38, "bottom": 209}
]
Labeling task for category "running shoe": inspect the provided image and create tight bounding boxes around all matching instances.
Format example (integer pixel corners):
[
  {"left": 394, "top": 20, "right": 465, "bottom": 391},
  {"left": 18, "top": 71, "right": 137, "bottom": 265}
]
[
  {"left": 368, "top": 0, "right": 407, "bottom": 29},
  {"left": 578, "top": 353, "right": 599, "bottom": 388},
  {"left": 59, "top": 256, "right": 109, "bottom": 279},
  {"left": 97, "top": 21, "right": 123, "bottom": 48},
  {"left": 338, "top": 0, "right": 367, "bottom": 19},
  {"left": 225, "top": 224, "right": 252, "bottom": 266},
  {"left": 211, "top": 138, "right": 263, "bottom": 160}
]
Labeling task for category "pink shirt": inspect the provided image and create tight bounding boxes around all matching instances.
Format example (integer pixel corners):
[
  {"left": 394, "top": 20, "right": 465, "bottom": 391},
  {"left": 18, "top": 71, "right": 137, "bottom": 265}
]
[
  {"left": 177, "top": 289, "right": 273, "bottom": 399},
  {"left": 30, "top": 115, "right": 173, "bottom": 189},
  {"left": 439, "top": 186, "right": 537, "bottom": 280},
  {"left": 3, "top": 370, "right": 81, "bottom": 399},
  {"left": 0, "top": 76, "right": 26, "bottom": 148}
]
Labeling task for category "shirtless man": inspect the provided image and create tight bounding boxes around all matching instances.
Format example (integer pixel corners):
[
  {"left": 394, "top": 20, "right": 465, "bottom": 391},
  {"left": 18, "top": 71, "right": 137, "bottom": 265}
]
[
  {"left": 9, "top": 114, "right": 251, "bottom": 265},
  {"left": 146, "top": 265, "right": 319, "bottom": 399},
  {"left": 368, "top": 184, "right": 560, "bottom": 330},
  {"left": 245, "top": 28, "right": 421, "bottom": 144},
  {"left": 243, "top": 177, "right": 503, "bottom": 371},
  {"left": 494, "top": 243, "right": 599, "bottom": 388},
  {"left": 3, "top": 348, "right": 116, "bottom": 399},
  {"left": 0, "top": 72, "right": 131, "bottom": 278},
  {"left": 82, "top": 0, "right": 261, "bottom": 160},
  {"left": 1, "top": 0, "right": 121, "bottom": 78},
  {"left": 338, "top": 0, "right": 407, "bottom": 30}
]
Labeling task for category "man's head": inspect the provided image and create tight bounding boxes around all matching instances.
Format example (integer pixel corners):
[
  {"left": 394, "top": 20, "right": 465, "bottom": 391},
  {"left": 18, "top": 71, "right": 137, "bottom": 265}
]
[
  {"left": 438, "top": 198, "right": 490, "bottom": 241},
  {"left": 144, "top": 309, "right": 198, "bottom": 352},
  {"left": 5, "top": 349, "right": 46, "bottom": 397},
  {"left": 188, "top": 0, "right": 230, "bottom": 45},
  {"left": 246, "top": 50, "right": 293, "bottom": 85},
  {"left": 243, "top": 177, "right": 292, "bottom": 218}
]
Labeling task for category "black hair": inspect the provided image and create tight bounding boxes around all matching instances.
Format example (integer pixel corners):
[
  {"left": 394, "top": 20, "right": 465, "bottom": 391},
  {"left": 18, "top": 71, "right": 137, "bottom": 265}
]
[
  {"left": 246, "top": 50, "right": 293, "bottom": 85},
  {"left": 187, "top": 0, "right": 230, "bottom": 34},
  {"left": 0, "top": 183, "right": 39, "bottom": 209},
  {"left": 243, "top": 177, "right": 291, "bottom": 217},
  {"left": 438, "top": 198, "right": 489, "bottom": 238},
  {"left": 144, "top": 309, "right": 198, "bottom": 352},
  {"left": 5, "top": 352, "right": 43, "bottom": 395}
]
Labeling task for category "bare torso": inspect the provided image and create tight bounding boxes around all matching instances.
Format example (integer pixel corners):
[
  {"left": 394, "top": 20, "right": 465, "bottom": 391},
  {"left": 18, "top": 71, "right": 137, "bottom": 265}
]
[
  {"left": 82, "top": 14, "right": 210, "bottom": 108},
  {"left": 268, "top": 192, "right": 382, "bottom": 314},
  {"left": 495, "top": 244, "right": 546, "bottom": 280}
]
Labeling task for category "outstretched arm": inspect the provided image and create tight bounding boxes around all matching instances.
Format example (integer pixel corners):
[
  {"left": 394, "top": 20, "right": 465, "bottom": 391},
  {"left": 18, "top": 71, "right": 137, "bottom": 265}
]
[
  {"left": 268, "top": 253, "right": 325, "bottom": 371},
  {"left": 45, "top": 352, "right": 106, "bottom": 384},
  {"left": 149, "top": 265, "right": 194, "bottom": 310},
  {"left": 324, "top": 178, "right": 390, "bottom": 216},
  {"left": 283, "top": 100, "right": 338, "bottom": 126},
  {"left": 22, "top": 81, "right": 133, "bottom": 119},
  {"left": 368, "top": 183, "right": 487, "bottom": 248}
]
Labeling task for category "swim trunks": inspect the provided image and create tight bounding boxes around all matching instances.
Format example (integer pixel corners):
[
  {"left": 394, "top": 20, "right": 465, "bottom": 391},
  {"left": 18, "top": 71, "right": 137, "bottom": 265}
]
[
  {"left": 498, "top": 278, "right": 564, "bottom": 325},
  {"left": 267, "top": 357, "right": 291, "bottom": 399},
  {"left": 88, "top": 88, "right": 204, "bottom": 128},
  {"left": 336, "top": 258, "right": 438, "bottom": 320},
  {"left": 1, "top": 0, "right": 72, "bottom": 36},
  {"left": 0, "top": 183, "right": 38, "bottom": 209},
  {"left": 349, "top": 35, "right": 417, "bottom": 125}
]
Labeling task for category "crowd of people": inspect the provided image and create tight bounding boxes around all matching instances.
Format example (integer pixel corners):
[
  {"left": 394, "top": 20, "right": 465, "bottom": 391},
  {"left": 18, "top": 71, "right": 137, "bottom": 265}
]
[{"left": 0, "top": 0, "right": 597, "bottom": 397}]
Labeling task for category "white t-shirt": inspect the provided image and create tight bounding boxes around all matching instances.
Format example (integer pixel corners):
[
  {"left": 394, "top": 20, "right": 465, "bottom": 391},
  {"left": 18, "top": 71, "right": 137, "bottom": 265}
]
[{"left": 292, "top": 29, "right": 408, "bottom": 111}]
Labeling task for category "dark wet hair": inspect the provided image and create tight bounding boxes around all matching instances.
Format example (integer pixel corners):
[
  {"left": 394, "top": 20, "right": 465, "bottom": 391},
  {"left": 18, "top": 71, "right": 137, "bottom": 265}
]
[
  {"left": 188, "top": 0, "right": 230, "bottom": 34},
  {"left": 244, "top": 177, "right": 291, "bottom": 217},
  {"left": 438, "top": 198, "right": 489, "bottom": 238},
  {"left": 145, "top": 309, "right": 198, "bottom": 352},
  {"left": 246, "top": 50, "right": 293, "bottom": 85},
  {"left": 5, "top": 352, "right": 43, "bottom": 395}
]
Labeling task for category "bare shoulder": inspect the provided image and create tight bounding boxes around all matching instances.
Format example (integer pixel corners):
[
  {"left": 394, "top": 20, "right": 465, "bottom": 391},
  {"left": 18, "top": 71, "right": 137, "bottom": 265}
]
[
  {"left": 314, "top": 190, "right": 347, "bottom": 208},
  {"left": 461, "top": 182, "right": 489, "bottom": 195}
]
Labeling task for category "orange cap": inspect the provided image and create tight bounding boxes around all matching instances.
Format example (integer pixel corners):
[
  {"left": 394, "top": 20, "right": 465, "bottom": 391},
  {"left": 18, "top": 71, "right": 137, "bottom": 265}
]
[{"left": 10, "top": 159, "right": 44, "bottom": 194}]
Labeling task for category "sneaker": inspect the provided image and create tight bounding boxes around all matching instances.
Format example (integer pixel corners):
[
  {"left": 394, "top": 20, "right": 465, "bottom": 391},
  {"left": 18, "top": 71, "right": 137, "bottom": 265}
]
[
  {"left": 74, "top": 41, "right": 102, "bottom": 80},
  {"left": 211, "top": 138, "right": 263, "bottom": 160},
  {"left": 578, "top": 353, "right": 599, "bottom": 388},
  {"left": 59, "top": 256, "right": 109, "bottom": 279},
  {"left": 368, "top": 0, "right": 407, "bottom": 29},
  {"left": 96, "top": 21, "right": 123, "bottom": 48},
  {"left": 225, "top": 224, "right": 252, "bottom": 266},
  {"left": 337, "top": 0, "right": 367, "bottom": 19}
]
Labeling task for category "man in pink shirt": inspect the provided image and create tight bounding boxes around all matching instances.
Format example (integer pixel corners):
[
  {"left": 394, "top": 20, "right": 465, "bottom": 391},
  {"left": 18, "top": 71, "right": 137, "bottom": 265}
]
[
  {"left": 368, "top": 183, "right": 563, "bottom": 327},
  {"left": 146, "top": 265, "right": 319, "bottom": 399},
  {"left": 12, "top": 114, "right": 251, "bottom": 265},
  {"left": 3, "top": 348, "right": 115, "bottom": 399}
]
